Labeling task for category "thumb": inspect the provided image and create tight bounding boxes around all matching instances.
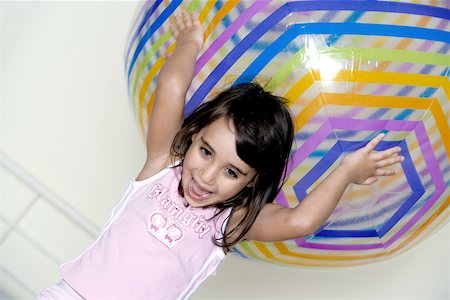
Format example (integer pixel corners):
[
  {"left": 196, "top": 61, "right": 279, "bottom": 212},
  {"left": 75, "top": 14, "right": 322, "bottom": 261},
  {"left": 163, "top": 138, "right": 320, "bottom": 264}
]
[
  {"left": 361, "top": 176, "right": 378, "bottom": 185},
  {"left": 162, "top": 51, "right": 173, "bottom": 60}
]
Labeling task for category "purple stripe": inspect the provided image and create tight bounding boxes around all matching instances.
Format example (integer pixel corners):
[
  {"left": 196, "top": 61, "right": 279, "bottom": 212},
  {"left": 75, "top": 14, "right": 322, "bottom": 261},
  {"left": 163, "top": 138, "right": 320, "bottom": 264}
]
[
  {"left": 437, "top": 18, "right": 449, "bottom": 30},
  {"left": 125, "top": 1, "right": 155, "bottom": 64},
  {"left": 389, "top": 181, "right": 412, "bottom": 193},
  {"left": 373, "top": 37, "right": 435, "bottom": 95},
  {"left": 287, "top": 120, "right": 334, "bottom": 174},
  {"left": 414, "top": 122, "right": 446, "bottom": 189},
  {"left": 418, "top": 39, "right": 433, "bottom": 51},
  {"left": 340, "top": 106, "right": 364, "bottom": 119},
  {"left": 318, "top": 9, "right": 339, "bottom": 23},
  {"left": 373, "top": 83, "right": 390, "bottom": 96},
  {"left": 329, "top": 118, "right": 420, "bottom": 131},
  {"left": 397, "top": 62, "right": 414, "bottom": 73},
  {"left": 385, "top": 189, "right": 444, "bottom": 248},
  {"left": 437, "top": 150, "right": 448, "bottom": 164},
  {"left": 194, "top": 0, "right": 270, "bottom": 75},
  {"left": 276, "top": 189, "right": 289, "bottom": 207},
  {"left": 296, "top": 238, "right": 385, "bottom": 250}
]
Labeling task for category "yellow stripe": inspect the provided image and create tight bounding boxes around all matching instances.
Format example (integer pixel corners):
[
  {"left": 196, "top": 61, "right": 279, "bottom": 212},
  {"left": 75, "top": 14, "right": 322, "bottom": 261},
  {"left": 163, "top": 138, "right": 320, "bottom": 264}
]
[
  {"left": 238, "top": 196, "right": 449, "bottom": 266},
  {"left": 322, "top": 70, "right": 447, "bottom": 90},
  {"left": 430, "top": 101, "right": 450, "bottom": 160},
  {"left": 264, "top": 198, "right": 449, "bottom": 265},
  {"left": 204, "top": 1, "right": 237, "bottom": 40},
  {"left": 137, "top": 55, "right": 167, "bottom": 134},
  {"left": 293, "top": 92, "right": 450, "bottom": 160},
  {"left": 284, "top": 72, "right": 315, "bottom": 103},
  {"left": 293, "top": 96, "right": 323, "bottom": 132},
  {"left": 287, "top": 72, "right": 449, "bottom": 132},
  {"left": 198, "top": 1, "right": 215, "bottom": 23},
  {"left": 321, "top": 93, "right": 433, "bottom": 109},
  {"left": 279, "top": 10, "right": 433, "bottom": 97},
  {"left": 394, "top": 195, "right": 449, "bottom": 252}
]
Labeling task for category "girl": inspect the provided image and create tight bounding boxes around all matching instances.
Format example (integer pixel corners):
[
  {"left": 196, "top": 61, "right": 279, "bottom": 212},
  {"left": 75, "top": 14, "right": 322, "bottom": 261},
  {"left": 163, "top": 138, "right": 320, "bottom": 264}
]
[{"left": 37, "top": 11, "right": 404, "bottom": 300}]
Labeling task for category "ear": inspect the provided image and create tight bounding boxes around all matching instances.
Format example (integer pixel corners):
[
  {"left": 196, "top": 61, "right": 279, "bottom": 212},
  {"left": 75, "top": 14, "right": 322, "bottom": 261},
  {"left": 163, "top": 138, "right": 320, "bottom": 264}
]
[
  {"left": 246, "top": 176, "right": 255, "bottom": 188},
  {"left": 191, "top": 131, "right": 200, "bottom": 142}
]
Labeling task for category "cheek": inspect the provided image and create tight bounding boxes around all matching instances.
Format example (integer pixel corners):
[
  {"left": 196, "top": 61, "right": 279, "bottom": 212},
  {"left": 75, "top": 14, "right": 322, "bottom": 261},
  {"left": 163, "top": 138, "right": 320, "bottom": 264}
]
[
  {"left": 219, "top": 179, "right": 247, "bottom": 197},
  {"left": 183, "top": 148, "right": 197, "bottom": 168}
]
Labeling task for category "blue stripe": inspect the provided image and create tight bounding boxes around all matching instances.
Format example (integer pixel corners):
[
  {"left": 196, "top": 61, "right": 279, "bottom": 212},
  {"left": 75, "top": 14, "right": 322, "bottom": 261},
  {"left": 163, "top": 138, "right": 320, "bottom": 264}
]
[
  {"left": 184, "top": 3, "right": 291, "bottom": 116},
  {"left": 239, "top": 21, "right": 450, "bottom": 82},
  {"left": 288, "top": 1, "right": 450, "bottom": 19},
  {"left": 293, "top": 139, "right": 426, "bottom": 238},
  {"left": 234, "top": 0, "right": 450, "bottom": 49},
  {"left": 377, "top": 192, "right": 423, "bottom": 236},
  {"left": 127, "top": 0, "right": 182, "bottom": 80},
  {"left": 394, "top": 109, "right": 413, "bottom": 121},
  {"left": 326, "top": 9, "right": 365, "bottom": 46},
  {"left": 317, "top": 229, "right": 378, "bottom": 238},
  {"left": 326, "top": 193, "right": 410, "bottom": 228},
  {"left": 125, "top": 0, "right": 162, "bottom": 71},
  {"left": 234, "top": 25, "right": 299, "bottom": 85},
  {"left": 189, "top": 21, "right": 449, "bottom": 115},
  {"left": 217, "top": 0, "right": 242, "bottom": 46},
  {"left": 421, "top": 67, "right": 449, "bottom": 97}
]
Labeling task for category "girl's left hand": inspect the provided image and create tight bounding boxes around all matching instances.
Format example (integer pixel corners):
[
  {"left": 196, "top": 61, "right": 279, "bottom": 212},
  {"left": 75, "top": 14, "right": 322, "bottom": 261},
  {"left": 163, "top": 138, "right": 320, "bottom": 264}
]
[
  {"left": 169, "top": 10, "right": 203, "bottom": 51},
  {"left": 339, "top": 133, "right": 404, "bottom": 185}
]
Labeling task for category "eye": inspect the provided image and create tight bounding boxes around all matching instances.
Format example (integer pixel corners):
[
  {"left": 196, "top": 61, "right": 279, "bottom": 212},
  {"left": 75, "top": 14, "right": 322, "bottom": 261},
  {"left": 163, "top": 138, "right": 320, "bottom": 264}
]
[
  {"left": 200, "top": 146, "right": 212, "bottom": 158},
  {"left": 224, "top": 168, "right": 238, "bottom": 178}
]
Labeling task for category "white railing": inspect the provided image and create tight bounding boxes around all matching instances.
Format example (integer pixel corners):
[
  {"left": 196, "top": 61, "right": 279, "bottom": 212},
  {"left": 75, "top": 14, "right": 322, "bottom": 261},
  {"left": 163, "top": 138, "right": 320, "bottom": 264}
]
[
  {"left": 0, "top": 151, "right": 99, "bottom": 237},
  {"left": 0, "top": 150, "right": 99, "bottom": 298}
]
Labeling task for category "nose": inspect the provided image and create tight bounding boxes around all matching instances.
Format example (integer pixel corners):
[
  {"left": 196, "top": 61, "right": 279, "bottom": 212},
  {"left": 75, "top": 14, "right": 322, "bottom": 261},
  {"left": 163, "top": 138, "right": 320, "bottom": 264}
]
[{"left": 199, "top": 163, "right": 218, "bottom": 186}]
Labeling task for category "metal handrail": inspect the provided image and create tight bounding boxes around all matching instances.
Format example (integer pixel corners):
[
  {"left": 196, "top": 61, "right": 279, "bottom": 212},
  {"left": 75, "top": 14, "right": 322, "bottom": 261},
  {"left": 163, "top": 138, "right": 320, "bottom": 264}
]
[{"left": 0, "top": 150, "right": 99, "bottom": 238}]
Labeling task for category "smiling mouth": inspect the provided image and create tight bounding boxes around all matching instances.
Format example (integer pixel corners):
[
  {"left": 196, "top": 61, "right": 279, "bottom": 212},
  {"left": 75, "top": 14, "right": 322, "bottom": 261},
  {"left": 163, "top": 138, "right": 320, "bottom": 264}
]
[{"left": 188, "top": 177, "right": 213, "bottom": 201}]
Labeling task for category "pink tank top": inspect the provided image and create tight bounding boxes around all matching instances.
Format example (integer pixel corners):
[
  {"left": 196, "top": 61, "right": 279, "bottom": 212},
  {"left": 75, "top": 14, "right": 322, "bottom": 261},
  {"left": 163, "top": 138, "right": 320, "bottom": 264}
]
[{"left": 60, "top": 165, "right": 231, "bottom": 299}]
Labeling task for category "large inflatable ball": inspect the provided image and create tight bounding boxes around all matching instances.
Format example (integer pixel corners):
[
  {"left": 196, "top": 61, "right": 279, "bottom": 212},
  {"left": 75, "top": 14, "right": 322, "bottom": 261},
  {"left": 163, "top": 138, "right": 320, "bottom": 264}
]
[{"left": 125, "top": 0, "right": 449, "bottom": 267}]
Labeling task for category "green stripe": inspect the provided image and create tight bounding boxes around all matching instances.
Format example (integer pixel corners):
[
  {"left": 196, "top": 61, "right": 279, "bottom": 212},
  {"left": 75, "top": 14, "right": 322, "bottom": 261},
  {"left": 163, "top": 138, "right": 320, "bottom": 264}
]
[
  {"left": 235, "top": 241, "right": 260, "bottom": 260},
  {"left": 268, "top": 47, "right": 450, "bottom": 90},
  {"left": 329, "top": 47, "right": 450, "bottom": 66},
  {"left": 131, "top": 0, "right": 205, "bottom": 102},
  {"left": 131, "top": 32, "right": 172, "bottom": 101},
  {"left": 188, "top": 0, "right": 202, "bottom": 11}
]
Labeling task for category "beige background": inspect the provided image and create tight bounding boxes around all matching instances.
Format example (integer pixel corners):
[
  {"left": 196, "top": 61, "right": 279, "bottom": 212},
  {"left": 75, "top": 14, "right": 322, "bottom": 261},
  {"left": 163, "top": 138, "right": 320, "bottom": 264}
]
[{"left": 0, "top": 1, "right": 449, "bottom": 299}]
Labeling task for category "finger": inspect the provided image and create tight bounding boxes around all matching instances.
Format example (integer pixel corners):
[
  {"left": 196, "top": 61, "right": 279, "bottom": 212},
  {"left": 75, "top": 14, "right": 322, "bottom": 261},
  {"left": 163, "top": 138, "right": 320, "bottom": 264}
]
[
  {"left": 361, "top": 176, "right": 379, "bottom": 185},
  {"left": 174, "top": 13, "right": 186, "bottom": 31},
  {"left": 191, "top": 12, "right": 200, "bottom": 24},
  {"left": 169, "top": 26, "right": 179, "bottom": 38},
  {"left": 182, "top": 10, "right": 192, "bottom": 27},
  {"left": 162, "top": 51, "right": 173, "bottom": 60},
  {"left": 365, "top": 133, "right": 385, "bottom": 152},
  {"left": 373, "top": 146, "right": 402, "bottom": 160},
  {"left": 376, "top": 155, "right": 404, "bottom": 168},
  {"left": 375, "top": 166, "right": 401, "bottom": 176}
]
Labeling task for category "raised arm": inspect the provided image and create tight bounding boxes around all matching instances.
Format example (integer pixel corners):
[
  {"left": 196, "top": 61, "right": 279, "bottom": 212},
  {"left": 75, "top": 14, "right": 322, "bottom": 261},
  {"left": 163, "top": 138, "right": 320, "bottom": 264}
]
[
  {"left": 137, "top": 11, "right": 203, "bottom": 180},
  {"left": 244, "top": 133, "right": 405, "bottom": 242}
]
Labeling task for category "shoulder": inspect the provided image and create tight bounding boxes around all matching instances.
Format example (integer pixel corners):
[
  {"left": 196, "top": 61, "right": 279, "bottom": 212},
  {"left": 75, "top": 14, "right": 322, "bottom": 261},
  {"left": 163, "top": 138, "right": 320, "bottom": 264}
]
[{"left": 136, "top": 154, "right": 178, "bottom": 181}]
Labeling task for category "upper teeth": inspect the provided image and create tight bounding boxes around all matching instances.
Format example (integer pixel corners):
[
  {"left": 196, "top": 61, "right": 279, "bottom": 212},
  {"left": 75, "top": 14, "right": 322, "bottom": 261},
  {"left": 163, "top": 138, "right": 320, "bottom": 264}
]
[{"left": 191, "top": 178, "right": 211, "bottom": 198}]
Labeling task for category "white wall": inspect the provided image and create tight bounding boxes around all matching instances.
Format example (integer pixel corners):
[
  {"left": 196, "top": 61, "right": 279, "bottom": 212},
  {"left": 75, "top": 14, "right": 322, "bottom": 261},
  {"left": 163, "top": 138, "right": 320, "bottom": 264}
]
[{"left": 0, "top": 1, "right": 448, "bottom": 299}]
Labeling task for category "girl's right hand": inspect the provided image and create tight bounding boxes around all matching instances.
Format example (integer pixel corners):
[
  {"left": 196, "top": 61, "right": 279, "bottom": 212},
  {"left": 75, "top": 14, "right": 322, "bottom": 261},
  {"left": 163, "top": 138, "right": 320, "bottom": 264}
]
[{"left": 169, "top": 11, "right": 203, "bottom": 52}]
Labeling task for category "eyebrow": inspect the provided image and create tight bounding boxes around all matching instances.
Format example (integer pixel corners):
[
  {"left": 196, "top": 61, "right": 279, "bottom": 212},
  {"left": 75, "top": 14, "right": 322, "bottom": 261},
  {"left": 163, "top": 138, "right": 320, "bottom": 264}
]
[{"left": 200, "top": 137, "right": 248, "bottom": 176}]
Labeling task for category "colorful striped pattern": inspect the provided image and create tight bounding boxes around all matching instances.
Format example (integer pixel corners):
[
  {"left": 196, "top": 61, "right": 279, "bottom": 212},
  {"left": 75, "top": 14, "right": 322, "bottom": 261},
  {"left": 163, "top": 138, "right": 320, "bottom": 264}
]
[{"left": 125, "top": 0, "right": 450, "bottom": 267}]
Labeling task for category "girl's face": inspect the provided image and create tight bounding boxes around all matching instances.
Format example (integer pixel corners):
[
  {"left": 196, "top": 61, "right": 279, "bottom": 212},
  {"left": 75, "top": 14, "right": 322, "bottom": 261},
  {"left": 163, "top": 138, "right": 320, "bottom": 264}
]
[{"left": 182, "top": 117, "right": 256, "bottom": 208}]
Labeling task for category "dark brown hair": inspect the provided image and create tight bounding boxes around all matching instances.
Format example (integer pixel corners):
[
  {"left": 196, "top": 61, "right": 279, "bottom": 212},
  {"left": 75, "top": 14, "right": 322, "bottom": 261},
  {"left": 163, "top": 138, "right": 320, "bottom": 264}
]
[{"left": 171, "top": 82, "right": 294, "bottom": 249}]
